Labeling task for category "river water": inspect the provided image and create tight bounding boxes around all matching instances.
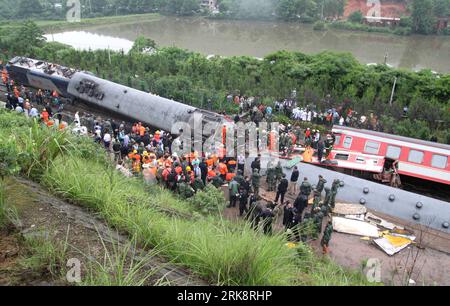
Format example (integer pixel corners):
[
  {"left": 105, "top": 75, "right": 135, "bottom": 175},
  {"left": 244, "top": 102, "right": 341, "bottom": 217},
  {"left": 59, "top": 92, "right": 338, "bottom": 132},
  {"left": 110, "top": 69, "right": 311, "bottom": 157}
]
[{"left": 45, "top": 16, "right": 450, "bottom": 73}]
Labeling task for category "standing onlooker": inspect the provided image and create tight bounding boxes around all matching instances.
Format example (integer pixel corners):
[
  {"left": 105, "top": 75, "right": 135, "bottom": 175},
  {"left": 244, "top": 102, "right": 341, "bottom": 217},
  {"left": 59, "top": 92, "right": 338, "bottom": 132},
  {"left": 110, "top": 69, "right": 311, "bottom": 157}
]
[
  {"left": 275, "top": 174, "right": 289, "bottom": 205},
  {"left": 321, "top": 220, "right": 333, "bottom": 254},
  {"left": 237, "top": 154, "right": 246, "bottom": 174},
  {"left": 228, "top": 179, "right": 240, "bottom": 208},
  {"left": 289, "top": 166, "right": 300, "bottom": 195}
]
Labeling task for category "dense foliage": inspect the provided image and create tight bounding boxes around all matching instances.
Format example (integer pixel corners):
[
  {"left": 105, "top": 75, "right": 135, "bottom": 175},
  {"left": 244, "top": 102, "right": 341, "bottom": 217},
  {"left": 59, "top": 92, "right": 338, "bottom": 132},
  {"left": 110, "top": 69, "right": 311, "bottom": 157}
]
[{"left": 1, "top": 21, "right": 449, "bottom": 143}]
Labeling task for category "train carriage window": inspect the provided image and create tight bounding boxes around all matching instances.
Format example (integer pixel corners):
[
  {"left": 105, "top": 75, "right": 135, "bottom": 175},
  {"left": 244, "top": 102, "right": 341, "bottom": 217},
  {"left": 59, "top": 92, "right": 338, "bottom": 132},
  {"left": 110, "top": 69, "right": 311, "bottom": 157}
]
[
  {"left": 334, "top": 135, "right": 341, "bottom": 146},
  {"left": 386, "top": 145, "right": 401, "bottom": 160},
  {"left": 343, "top": 136, "right": 352, "bottom": 149},
  {"left": 364, "top": 141, "right": 381, "bottom": 155},
  {"left": 408, "top": 150, "right": 424, "bottom": 164},
  {"left": 431, "top": 155, "right": 448, "bottom": 169},
  {"left": 335, "top": 154, "right": 349, "bottom": 160}
]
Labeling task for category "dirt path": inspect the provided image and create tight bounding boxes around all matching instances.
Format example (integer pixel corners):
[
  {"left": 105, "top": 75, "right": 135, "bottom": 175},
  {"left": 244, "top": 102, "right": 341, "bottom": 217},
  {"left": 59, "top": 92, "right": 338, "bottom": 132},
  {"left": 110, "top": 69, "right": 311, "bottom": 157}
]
[{"left": 0, "top": 177, "right": 207, "bottom": 286}]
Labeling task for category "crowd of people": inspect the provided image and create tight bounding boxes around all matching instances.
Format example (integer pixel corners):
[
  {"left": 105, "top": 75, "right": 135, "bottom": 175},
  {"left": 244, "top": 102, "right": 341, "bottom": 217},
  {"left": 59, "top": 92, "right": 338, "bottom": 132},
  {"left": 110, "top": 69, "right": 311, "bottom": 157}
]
[
  {"left": 228, "top": 91, "right": 382, "bottom": 131},
  {"left": 2, "top": 70, "right": 337, "bottom": 254}
]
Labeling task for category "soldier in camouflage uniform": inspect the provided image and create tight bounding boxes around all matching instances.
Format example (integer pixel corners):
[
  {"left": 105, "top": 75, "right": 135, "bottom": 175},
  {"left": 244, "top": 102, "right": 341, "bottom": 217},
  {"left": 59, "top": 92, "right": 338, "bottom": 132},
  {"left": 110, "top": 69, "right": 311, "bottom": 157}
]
[
  {"left": 321, "top": 220, "right": 333, "bottom": 254},
  {"left": 252, "top": 169, "right": 261, "bottom": 196},
  {"left": 320, "top": 203, "right": 331, "bottom": 217},
  {"left": 192, "top": 177, "right": 205, "bottom": 193},
  {"left": 267, "top": 168, "right": 276, "bottom": 192},
  {"left": 300, "top": 177, "right": 312, "bottom": 197},
  {"left": 298, "top": 212, "right": 314, "bottom": 242},
  {"left": 315, "top": 175, "right": 327, "bottom": 195},
  {"left": 274, "top": 161, "right": 283, "bottom": 187},
  {"left": 178, "top": 181, "right": 195, "bottom": 199},
  {"left": 312, "top": 207, "right": 324, "bottom": 240},
  {"left": 329, "top": 179, "right": 340, "bottom": 209},
  {"left": 324, "top": 187, "right": 331, "bottom": 207},
  {"left": 293, "top": 126, "right": 302, "bottom": 144},
  {"left": 234, "top": 170, "right": 246, "bottom": 187},
  {"left": 331, "top": 179, "right": 340, "bottom": 193},
  {"left": 285, "top": 134, "right": 293, "bottom": 156},
  {"left": 329, "top": 190, "right": 338, "bottom": 209},
  {"left": 279, "top": 133, "right": 286, "bottom": 154},
  {"left": 211, "top": 174, "right": 224, "bottom": 188},
  {"left": 311, "top": 190, "right": 321, "bottom": 212}
]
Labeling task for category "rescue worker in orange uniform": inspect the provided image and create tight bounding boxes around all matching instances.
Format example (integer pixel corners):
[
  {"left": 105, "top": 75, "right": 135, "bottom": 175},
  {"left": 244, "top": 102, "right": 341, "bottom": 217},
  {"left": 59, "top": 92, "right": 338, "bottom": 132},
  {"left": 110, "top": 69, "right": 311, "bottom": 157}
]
[
  {"left": 218, "top": 162, "right": 228, "bottom": 181},
  {"left": 140, "top": 125, "right": 146, "bottom": 137},
  {"left": 13, "top": 86, "right": 20, "bottom": 98},
  {"left": 207, "top": 167, "right": 217, "bottom": 182},
  {"left": 227, "top": 159, "right": 237, "bottom": 173}
]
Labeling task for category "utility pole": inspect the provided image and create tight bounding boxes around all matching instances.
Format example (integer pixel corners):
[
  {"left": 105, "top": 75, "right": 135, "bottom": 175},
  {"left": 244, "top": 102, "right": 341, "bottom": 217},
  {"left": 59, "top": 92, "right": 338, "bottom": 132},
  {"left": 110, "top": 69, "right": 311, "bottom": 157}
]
[
  {"left": 108, "top": 46, "right": 111, "bottom": 65},
  {"left": 384, "top": 52, "right": 388, "bottom": 65},
  {"left": 321, "top": 0, "right": 325, "bottom": 20},
  {"left": 389, "top": 77, "right": 397, "bottom": 106}
]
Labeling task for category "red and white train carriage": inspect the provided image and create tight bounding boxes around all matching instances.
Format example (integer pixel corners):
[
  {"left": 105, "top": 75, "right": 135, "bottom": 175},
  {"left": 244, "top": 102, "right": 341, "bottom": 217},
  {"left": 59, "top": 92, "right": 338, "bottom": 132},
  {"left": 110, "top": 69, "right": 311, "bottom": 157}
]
[{"left": 322, "top": 126, "right": 450, "bottom": 185}]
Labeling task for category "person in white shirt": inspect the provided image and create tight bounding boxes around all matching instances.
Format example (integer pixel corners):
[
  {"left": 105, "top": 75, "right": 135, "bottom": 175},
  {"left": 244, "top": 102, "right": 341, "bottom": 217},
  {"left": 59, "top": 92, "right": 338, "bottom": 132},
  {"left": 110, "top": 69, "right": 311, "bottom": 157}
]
[
  {"left": 29, "top": 107, "right": 39, "bottom": 118},
  {"left": 103, "top": 132, "right": 112, "bottom": 149}
]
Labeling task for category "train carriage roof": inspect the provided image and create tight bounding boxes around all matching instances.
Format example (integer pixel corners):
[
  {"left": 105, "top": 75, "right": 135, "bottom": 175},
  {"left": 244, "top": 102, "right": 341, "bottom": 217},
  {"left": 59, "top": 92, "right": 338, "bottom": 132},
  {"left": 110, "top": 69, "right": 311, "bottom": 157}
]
[{"left": 332, "top": 126, "right": 450, "bottom": 152}]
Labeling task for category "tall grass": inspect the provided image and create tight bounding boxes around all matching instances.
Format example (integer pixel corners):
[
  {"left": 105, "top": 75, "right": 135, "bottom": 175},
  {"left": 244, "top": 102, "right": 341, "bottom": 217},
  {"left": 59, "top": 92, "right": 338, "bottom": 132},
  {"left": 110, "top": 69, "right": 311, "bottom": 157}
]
[
  {"left": 43, "top": 157, "right": 299, "bottom": 285},
  {"left": 0, "top": 178, "right": 19, "bottom": 230},
  {"left": 79, "top": 235, "right": 171, "bottom": 286},
  {"left": 19, "top": 232, "right": 69, "bottom": 278}
]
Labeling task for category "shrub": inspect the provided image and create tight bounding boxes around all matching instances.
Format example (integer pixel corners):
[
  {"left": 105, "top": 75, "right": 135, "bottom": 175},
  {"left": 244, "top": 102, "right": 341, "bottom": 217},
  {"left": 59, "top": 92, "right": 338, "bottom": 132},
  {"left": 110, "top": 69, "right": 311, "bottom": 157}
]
[
  {"left": 348, "top": 11, "right": 363, "bottom": 24},
  {"left": 313, "top": 21, "right": 327, "bottom": 31},
  {"left": 189, "top": 184, "right": 227, "bottom": 215}
]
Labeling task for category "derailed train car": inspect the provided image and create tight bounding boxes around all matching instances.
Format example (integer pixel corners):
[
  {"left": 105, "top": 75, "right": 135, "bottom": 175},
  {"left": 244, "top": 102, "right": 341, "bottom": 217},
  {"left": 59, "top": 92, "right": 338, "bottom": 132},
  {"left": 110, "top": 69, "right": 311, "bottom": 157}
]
[{"left": 4, "top": 56, "right": 226, "bottom": 134}]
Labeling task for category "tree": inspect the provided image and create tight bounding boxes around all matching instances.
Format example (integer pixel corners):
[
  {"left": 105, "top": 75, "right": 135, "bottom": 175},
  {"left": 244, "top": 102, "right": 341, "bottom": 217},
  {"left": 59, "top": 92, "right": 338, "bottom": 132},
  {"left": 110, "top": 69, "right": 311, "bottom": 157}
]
[
  {"left": 433, "top": 0, "right": 450, "bottom": 17},
  {"left": 17, "top": 20, "right": 46, "bottom": 50},
  {"left": 412, "top": 0, "right": 436, "bottom": 34},
  {"left": 130, "top": 36, "right": 157, "bottom": 53},
  {"left": 15, "top": 0, "right": 43, "bottom": 19},
  {"left": 323, "top": 0, "right": 346, "bottom": 18}
]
